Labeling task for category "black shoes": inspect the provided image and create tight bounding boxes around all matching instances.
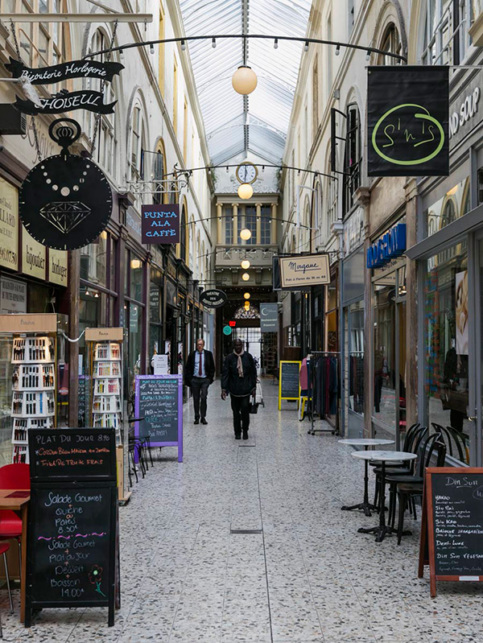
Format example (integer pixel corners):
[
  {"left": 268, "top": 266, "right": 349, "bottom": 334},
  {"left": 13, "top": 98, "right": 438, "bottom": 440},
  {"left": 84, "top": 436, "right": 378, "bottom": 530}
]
[
  {"left": 235, "top": 432, "right": 241, "bottom": 439},
  {"left": 201, "top": 418, "right": 207, "bottom": 425},
  {"left": 194, "top": 418, "right": 199, "bottom": 425},
  {"left": 243, "top": 430, "right": 248, "bottom": 440}
]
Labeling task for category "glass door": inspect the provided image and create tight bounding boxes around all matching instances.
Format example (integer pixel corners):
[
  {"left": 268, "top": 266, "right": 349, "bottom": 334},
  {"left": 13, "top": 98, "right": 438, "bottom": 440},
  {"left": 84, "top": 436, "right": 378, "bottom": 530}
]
[{"left": 473, "top": 237, "right": 483, "bottom": 466}]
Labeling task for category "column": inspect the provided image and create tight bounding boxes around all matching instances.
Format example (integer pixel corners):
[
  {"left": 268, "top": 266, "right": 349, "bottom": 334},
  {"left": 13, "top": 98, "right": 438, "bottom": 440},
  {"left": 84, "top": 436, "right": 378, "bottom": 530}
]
[
  {"left": 271, "top": 203, "right": 277, "bottom": 244},
  {"left": 256, "top": 203, "right": 262, "bottom": 245},
  {"left": 68, "top": 249, "right": 80, "bottom": 427},
  {"left": 232, "top": 204, "right": 238, "bottom": 244},
  {"left": 216, "top": 202, "right": 222, "bottom": 244}
]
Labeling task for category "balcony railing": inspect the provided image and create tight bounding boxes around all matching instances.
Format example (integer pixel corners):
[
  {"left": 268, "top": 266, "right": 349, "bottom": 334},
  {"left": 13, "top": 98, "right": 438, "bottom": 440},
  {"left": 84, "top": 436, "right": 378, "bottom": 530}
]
[{"left": 214, "top": 245, "right": 278, "bottom": 269}]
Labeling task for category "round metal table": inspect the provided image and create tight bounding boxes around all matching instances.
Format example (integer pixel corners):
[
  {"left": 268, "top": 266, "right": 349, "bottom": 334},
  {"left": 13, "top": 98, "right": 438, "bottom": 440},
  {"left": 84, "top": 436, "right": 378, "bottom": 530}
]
[
  {"left": 339, "top": 438, "right": 394, "bottom": 517},
  {"left": 352, "top": 450, "right": 417, "bottom": 542}
]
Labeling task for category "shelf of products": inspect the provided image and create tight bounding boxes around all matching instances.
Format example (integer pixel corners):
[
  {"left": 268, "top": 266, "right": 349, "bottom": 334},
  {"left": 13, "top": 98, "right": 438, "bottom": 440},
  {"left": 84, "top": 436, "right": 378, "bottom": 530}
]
[
  {"left": 91, "top": 342, "right": 122, "bottom": 442},
  {"left": 10, "top": 335, "right": 56, "bottom": 464}
]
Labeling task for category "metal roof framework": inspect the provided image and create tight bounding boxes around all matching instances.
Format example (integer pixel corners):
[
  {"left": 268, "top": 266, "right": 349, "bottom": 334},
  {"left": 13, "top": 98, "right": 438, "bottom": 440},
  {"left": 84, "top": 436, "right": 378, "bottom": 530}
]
[{"left": 179, "top": 0, "right": 312, "bottom": 165}]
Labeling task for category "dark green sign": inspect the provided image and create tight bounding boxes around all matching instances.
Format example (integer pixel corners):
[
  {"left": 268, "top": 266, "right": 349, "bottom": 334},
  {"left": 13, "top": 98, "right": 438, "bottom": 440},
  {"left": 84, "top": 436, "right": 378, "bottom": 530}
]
[{"left": 367, "top": 66, "right": 449, "bottom": 177}]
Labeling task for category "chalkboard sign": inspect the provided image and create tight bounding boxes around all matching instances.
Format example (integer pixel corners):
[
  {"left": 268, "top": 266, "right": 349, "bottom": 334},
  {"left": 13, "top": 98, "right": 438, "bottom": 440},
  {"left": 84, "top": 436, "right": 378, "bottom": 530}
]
[
  {"left": 78, "top": 376, "right": 91, "bottom": 427},
  {"left": 135, "top": 375, "right": 183, "bottom": 462},
  {"left": 419, "top": 467, "right": 483, "bottom": 597},
  {"left": 26, "top": 483, "right": 116, "bottom": 624},
  {"left": 278, "top": 361, "right": 301, "bottom": 409},
  {"left": 28, "top": 429, "right": 117, "bottom": 481}
]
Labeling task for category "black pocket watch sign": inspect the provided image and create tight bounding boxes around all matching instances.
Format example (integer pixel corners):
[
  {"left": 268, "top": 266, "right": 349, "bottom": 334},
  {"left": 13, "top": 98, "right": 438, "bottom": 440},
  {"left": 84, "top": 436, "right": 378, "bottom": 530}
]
[{"left": 19, "top": 119, "right": 112, "bottom": 250}]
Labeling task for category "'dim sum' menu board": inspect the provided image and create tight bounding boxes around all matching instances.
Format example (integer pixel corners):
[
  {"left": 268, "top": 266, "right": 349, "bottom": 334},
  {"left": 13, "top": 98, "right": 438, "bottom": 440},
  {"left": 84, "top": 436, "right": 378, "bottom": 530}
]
[{"left": 26, "top": 429, "right": 117, "bottom": 627}]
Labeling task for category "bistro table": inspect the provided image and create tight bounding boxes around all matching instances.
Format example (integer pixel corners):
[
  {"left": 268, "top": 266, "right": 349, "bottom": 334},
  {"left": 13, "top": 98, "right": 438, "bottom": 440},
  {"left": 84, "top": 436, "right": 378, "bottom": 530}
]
[
  {"left": 352, "top": 450, "right": 417, "bottom": 543},
  {"left": 339, "top": 438, "right": 394, "bottom": 517},
  {"left": 0, "top": 488, "right": 30, "bottom": 622}
]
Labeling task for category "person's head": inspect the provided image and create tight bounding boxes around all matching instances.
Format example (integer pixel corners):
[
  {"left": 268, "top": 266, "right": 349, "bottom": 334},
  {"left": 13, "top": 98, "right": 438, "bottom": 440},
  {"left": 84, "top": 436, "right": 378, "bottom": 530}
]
[
  {"left": 233, "top": 339, "right": 243, "bottom": 354},
  {"left": 196, "top": 339, "right": 205, "bottom": 352}
]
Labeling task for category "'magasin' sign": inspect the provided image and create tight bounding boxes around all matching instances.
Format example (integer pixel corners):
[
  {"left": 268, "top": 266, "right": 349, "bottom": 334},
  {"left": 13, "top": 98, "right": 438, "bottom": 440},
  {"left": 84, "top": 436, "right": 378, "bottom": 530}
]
[
  {"left": 367, "top": 66, "right": 449, "bottom": 177},
  {"left": 367, "top": 222, "right": 406, "bottom": 269}
]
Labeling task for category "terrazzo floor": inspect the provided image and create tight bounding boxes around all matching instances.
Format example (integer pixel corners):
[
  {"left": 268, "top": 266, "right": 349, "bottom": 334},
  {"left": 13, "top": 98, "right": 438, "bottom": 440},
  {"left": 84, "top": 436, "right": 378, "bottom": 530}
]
[{"left": 1, "top": 381, "right": 481, "bottom": 642}]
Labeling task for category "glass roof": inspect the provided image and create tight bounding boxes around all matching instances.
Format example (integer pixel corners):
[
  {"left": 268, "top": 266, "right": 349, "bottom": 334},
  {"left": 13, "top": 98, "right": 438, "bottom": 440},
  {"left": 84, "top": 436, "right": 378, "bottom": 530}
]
[{"left": 179, "top": 0, "right": 312, "bottom": 166}]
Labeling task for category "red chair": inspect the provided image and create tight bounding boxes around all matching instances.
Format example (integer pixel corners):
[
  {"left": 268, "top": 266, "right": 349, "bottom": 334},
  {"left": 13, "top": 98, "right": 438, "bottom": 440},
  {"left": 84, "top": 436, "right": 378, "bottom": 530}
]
[
  {"left": 0, "top": 542, "right": 13, "bottom": 613},
  {"left": 0, "top": 464, "right": 30, "bottom": 569}
]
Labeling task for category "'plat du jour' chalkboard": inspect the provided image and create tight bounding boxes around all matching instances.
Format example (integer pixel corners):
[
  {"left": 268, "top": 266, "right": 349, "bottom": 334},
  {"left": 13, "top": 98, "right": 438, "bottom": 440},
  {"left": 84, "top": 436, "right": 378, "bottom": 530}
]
[
  {"left": 278, "top": 361, "right": 301, "bottom": 410},
  {"left": 419, "top": 467, "right": 483, "bottom": 597},
  {"left": 135, "top": 375, "right": 183, "bottom": 462}
]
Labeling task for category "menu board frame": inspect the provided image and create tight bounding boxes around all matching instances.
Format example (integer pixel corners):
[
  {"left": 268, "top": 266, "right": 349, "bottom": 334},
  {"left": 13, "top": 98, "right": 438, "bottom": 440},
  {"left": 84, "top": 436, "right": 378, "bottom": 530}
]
[
  {"left": 134, "top": 374, "right": 183, "bottom": 462},
  {"left": 278, "top": 361, "right": 301, "bottom": 410},
  {"left": 419, "top": 467, "right": 483, "bottom": 597}
]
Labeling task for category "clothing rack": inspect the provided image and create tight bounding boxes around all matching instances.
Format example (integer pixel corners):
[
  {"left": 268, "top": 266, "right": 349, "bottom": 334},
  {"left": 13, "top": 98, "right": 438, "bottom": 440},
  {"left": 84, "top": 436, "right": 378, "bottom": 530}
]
[{"left": 305, "top": 351, "right": 340, "bottom": 436}]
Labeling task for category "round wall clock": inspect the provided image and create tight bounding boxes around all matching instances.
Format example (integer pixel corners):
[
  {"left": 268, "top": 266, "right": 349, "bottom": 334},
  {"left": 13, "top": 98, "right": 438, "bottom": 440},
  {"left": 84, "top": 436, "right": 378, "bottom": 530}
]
[
  {"left": 235, "top": 162, "right": 258, "bottom": 184},
  {"left": 19, "top": 153, "right": 113, "bottom": 250}
]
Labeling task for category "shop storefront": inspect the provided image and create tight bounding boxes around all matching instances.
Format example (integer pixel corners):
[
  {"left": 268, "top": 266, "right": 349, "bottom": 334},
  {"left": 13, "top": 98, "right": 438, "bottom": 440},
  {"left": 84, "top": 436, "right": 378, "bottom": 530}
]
[{"left": 406, "top": 67, "right": 483, "bottom": 466}]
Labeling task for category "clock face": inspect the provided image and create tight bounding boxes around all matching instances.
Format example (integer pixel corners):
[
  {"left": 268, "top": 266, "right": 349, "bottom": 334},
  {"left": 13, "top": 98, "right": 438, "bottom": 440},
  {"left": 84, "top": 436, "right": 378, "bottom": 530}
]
[
  {"left": 236, "top": 163, "right": 257, "bottom": 184},
  {"left": 19, "top": 154, "right": 112, "bottom": 250}
]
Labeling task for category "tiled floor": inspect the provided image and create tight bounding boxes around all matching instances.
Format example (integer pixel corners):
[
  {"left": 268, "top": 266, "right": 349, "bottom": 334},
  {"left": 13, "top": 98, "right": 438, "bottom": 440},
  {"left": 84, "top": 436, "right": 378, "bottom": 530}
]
[{"left": 1, "top": 381, "right": 481, "bottom": 642}]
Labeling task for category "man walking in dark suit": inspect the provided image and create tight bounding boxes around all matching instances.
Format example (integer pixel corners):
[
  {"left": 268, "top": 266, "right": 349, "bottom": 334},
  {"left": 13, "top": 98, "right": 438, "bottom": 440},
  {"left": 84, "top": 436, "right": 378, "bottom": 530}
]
[
  {"left": 221, "top": 339, "right": 257, "bottom": 440},
  {"left": 185, "top": 339, "right": 215, "bottom": 425}
]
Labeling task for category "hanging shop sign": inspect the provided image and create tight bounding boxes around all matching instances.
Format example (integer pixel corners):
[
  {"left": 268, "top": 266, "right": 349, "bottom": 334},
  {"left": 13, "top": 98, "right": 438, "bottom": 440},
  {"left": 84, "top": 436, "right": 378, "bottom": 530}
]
[
  {"left": 367, "top": 222, "right": 406, "bottom": 269},
  {"left": 0, "top": 176, "right": 19, "bottom": 271},
  {"left": 22, "top": 227, "right": 46, "bottom": 279},
  {"left": 6, "top": 57, "right": 124, "bottom": 85},
  {"left": 223, "top": 325, "right": 233, "bottom": 336},
  {"left": 199, "top": 289, "right": 227, "bottom": 308},
  {"left": 279, "top": 254, "right": 330, "bottom": 289},
  {"left": 48, "top": 248, "right": 68, "bottom": 286},
  {"left": 367, "top": 66, "right": 449, "bottom": 177},
  {"left": 449, "top": 79, "right": 481, "bottom": 144},
  {"left": 141, "top": 204, "right": 180, "bottom": 244},
  {"left": 19, "top": 119, "right": 112, "bottom": 250},
  {"left": 14, "top": 90, "right": 116, "bottom": 116},
  {"left": 260, "top": 303, "right": 278, "bottom": 332},
  {"left": 0, "top": 277, "right": 27, "bottom": 314}
]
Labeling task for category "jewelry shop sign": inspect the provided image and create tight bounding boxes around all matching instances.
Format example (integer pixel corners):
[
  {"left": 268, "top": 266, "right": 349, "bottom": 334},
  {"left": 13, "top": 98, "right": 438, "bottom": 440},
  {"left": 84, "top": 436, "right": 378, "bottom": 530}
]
[
  {"left": 367, "top": 66, "right": 449, "bottom": 177},
  {"left": 0, "top": 177, "right": 19, "bottom": 271},
  {"left": 279, "top": 254, "right": 330, "bottom": 288},
  {"left": 141, "top": 204, "right": 180, "bottom": 244}
]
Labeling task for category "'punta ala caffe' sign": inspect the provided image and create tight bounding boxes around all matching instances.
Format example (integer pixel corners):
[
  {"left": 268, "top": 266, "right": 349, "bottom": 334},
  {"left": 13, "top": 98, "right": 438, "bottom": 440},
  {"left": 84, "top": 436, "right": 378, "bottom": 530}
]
[
  {"left": 8, "top": 56, "right": 121, "bottom": 116},
  {"left": 367, "top": 66, "right": 449, "bottom": 177}
]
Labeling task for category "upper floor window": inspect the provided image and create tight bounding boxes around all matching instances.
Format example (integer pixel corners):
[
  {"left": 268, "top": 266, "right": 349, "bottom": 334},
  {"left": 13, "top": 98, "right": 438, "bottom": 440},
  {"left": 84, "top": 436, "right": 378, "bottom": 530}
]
[
  {"left": 152, "top": 149, "right": 165, "bottom": 205},
  {"left": 421, "top": 0, "right": 475, "bottom": 66},
  {"left": 343, "top": 104, "right": 361, "bottom": 217},
  {"left": 130, "top": 104, "right": 145, "bottom": 182},
  {"left": 261, "top": 206, "right": 271, "bottom": 245},
  {"left": 87, "top": 29, "right": 117, "bottom": 178},
  {"left": 378, "top": 24, "right": 402, "bottom": 65},
  {"left": 348, "top": 0, "right": 355, "bottom": 34}
]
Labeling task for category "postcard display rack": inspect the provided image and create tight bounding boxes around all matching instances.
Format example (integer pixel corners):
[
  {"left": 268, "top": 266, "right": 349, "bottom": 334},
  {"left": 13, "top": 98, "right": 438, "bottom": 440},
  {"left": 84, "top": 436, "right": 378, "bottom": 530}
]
[
  {"left": 90, "top": 335, "right": 123, "bottom": 444},
  {"left": 11, "top": 335, "right": 56, "bottom": 463}
]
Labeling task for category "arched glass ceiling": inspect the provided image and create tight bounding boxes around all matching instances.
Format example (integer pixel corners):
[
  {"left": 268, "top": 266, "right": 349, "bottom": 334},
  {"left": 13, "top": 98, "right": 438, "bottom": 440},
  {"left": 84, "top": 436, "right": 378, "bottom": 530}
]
[{"left": 179, "top": 0, "right": 312, "bottom": 165}]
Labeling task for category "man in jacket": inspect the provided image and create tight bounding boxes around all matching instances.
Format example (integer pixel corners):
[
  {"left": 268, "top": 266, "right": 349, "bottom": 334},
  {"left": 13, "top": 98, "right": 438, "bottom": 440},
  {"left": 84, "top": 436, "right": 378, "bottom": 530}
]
[
  {"left": 185, "top": 339, "right": 215, "bottom": 425},
  {"left": 221, "top": 339, "right": 257, "bottom": 440}
]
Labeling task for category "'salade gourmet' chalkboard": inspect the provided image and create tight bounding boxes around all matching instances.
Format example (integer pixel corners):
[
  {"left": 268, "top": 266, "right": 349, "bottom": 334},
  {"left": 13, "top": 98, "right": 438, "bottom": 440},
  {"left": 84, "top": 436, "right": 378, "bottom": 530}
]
[
  {"left": 135, "top": 375, "right": 183, "bottom": 462},
  {"left": 419, "top": 467, "right": 483, "bottom": 597},
  {"left": 29, "top": 428, "right": 116, "bottom": 481},
  {"left": 278, "top": 361, "right": 301, "bottom": 409},
  {"left": 27, "top": 485, "right": 116, "bottom": 607}
]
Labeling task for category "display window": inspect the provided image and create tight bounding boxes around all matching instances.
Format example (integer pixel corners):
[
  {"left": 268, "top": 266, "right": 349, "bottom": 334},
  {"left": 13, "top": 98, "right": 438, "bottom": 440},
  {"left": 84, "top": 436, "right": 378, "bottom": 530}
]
[
  {"left": 424, "top": 239, "right": 469, "bottom": 464},
  {"left": 348, "top": 301, "right": 364, "bottom": 416}
]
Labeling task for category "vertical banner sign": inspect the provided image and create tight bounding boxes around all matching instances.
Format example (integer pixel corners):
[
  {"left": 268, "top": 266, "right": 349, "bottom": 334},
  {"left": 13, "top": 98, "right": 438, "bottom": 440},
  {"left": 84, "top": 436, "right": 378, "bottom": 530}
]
[
  {"left": 141, "top": 204, "right": 180, "bottom": 244},
  {"left": 367, "top": 66, "right": 449, "bottom": 177},
  {"left": 260, "top": 303, "right": 278, "bottom": 332}
]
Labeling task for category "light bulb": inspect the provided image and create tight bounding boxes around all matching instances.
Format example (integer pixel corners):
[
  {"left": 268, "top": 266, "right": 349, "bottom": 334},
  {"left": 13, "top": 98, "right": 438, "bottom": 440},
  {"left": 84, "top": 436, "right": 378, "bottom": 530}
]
[
  {"left": 240, "top": 228, "right": 252, "bottom": 241},
  {"left": 241, "top": 260, "right": 250, "bottom": 269},
  {"left": 181, "top": 40, "right": 186, "bottom": 51},
  {"left": 274, "top": 38, "right": 278, "bottom": 49},
  {"left": 232, "top": 66, "right": 258, "bottom": 95},
  {"left": 335, "top": 45, "right": 340, "bottom": 56},
  {"left": 244, "top": 292, "right": 250, "bottom": 299},
  {"left": 150, "top": 44, "right": 154, "bottom": 54},
  {"left": 238, "top": 183, "right": 253, "bottom": 200},
  {"left": 242, "top": 272, "right": 250, "bottom": 281}
]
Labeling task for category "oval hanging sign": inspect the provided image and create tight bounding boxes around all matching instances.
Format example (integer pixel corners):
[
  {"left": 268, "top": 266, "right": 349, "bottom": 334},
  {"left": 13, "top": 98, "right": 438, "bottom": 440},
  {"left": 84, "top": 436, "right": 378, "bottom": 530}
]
[{"left": 200, "top": 289, "right": 227, "bottom": 309}]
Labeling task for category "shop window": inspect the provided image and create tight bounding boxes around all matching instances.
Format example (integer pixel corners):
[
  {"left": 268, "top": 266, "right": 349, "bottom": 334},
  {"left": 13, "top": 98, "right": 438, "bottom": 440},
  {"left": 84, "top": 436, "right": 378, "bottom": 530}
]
[
  {"left": 421, "top": 0, "right": 474, "bottom": 66},
  {"left": 424, "top": 240, "right": 469, "bottom": 463},
  {"left": 343, "top": 104, "right": 361, "bottom": 217},
  {"left": 378, "top": 24, "right": 402, "bottom": 66},
  {"left": 349, "top": 302, "right": 364, "bottom": 415},
  {"left": 129, "top": 256, "right": 143, "bottom": 302},
  {"left": 425, "top": 177, "right": 470, "bottom": 235},
  {"left": 478, "top": 167, "right": 483, "bottom": 204},
  {"left": 80, "top": 234, "right": 108, "bottom": 287}
]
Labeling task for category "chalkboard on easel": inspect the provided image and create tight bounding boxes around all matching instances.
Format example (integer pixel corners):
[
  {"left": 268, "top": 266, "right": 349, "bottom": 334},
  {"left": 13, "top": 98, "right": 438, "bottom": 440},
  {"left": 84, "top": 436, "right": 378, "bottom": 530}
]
[
  {"left": 278, "top": 361, "right": 301, "bottom": 409},
  {"left": 135, "top": 375, "right": 183, "bottom": 462},
  {"left": 419, "top": 467, "right": 483, "bottom": 597},
  {"left": 26, "top": 428, "right": 117, "bottom": 627}
]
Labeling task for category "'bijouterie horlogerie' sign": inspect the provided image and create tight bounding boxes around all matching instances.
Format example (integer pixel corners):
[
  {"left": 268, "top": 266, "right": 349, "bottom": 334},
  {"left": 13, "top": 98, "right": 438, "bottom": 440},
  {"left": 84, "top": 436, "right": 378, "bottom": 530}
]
[
  {"left": 279, "top": 254, "right": 330, "bottom": 288},
  {"left": 141, "top": 204, "right": 180, "bottom": 244},
  {"left": 6, "top": 57, "right": 124, "bottom": 85}
]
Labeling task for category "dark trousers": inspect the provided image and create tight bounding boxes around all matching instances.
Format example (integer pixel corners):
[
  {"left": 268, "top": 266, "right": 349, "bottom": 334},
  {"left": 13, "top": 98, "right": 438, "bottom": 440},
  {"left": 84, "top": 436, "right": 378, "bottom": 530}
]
[
  {"left": 190, "top": 377, "right": 210, "bottom": 419},
  {"left": 230, "top": 394, "right": 250, "bottom": 435}
]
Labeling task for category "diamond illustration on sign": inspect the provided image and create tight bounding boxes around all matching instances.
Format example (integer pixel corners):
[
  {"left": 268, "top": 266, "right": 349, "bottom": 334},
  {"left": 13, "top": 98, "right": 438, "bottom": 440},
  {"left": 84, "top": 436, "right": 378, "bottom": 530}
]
[{"left": 40, "top": 201, "right": 92, "bottom": 235}]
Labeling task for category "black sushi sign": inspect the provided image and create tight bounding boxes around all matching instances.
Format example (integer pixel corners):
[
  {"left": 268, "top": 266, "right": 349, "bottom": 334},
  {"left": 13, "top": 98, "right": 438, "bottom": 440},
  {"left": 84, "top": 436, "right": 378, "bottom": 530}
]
[{"left": 367, "top": 66, "right": 449, "bottom": 177}]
